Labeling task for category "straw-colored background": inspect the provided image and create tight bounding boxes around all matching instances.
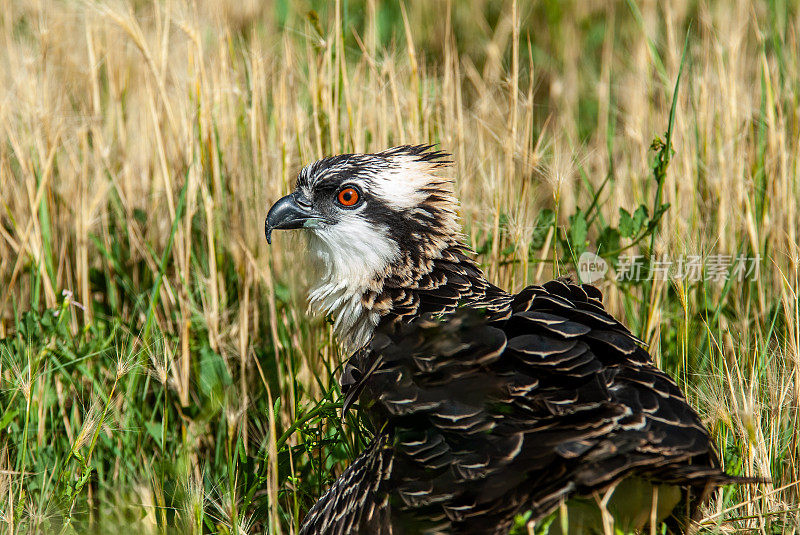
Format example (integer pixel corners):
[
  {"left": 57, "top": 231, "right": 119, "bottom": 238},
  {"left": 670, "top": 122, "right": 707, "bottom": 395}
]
[{"left": 1, "top": 1, "right": 798, "bottom": 532}]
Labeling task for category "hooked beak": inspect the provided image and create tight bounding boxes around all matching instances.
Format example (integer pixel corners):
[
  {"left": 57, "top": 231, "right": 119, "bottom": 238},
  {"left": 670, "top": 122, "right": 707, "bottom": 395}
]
[{"left": 265, "top": 193, "right": 318, "bottom": 244}]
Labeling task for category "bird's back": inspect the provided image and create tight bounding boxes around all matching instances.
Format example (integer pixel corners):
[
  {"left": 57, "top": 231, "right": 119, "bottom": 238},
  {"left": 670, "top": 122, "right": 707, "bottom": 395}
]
[{"left": 303, "top": 279, "right": 744, "bottom": 534}]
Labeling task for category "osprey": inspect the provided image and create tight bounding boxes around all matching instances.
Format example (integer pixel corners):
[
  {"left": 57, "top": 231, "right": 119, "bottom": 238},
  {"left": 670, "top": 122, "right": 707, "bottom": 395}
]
[{"left": 265, "top": 146, "right": 757, "bottom": 534}]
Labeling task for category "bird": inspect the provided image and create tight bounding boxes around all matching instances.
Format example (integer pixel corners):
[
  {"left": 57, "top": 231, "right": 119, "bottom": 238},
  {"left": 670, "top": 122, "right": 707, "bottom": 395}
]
[{"left": 264, "top": 145, "right": 760, "bottom": 534}]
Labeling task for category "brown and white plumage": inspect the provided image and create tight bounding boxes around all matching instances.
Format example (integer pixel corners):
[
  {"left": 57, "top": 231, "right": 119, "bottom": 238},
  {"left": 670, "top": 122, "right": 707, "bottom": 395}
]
[{"left": 264, "top": 146, "right": 761, "bottom": 534}]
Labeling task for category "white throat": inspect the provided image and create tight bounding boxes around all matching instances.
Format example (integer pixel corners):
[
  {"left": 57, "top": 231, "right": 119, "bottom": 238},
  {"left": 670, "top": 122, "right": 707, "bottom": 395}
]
[{"left": 306, "top": 217, "right": 399, "bottom": 349}]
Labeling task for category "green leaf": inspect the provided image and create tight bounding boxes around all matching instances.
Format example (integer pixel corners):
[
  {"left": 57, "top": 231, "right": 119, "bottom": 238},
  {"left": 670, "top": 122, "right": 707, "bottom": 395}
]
[
  {"left": 568, "top": 210, "right": 588, "bottom": 254},
  {"left": 274, "top": 282, "right": 292, "bottom": 304},
  {"left": 632, "top": 205, "right": 649, "bottom": 234},
  {"left": 598, "top": 227, "right": 621, "bottom": 259},
  {"left": 619, "top": 208, "right": 634, "bottom": 237},
  {"left": 145, "top": 421, "right": 163, "bottom": 448},
  {"left": 198, "top": 344, "right": 233, "bottom": 403},
  {"left": 0, "top": 407, "right": 19, "bottom": 429}
]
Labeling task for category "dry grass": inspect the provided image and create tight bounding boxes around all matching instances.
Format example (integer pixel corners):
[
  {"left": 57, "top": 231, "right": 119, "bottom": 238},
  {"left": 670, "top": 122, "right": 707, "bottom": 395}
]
[{"left": 1, "top": 0, "right": 798, "bottom": 533}]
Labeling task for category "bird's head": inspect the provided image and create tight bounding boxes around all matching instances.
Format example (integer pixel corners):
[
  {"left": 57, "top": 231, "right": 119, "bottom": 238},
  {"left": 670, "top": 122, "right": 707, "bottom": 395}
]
[{"left": 265, "top": 145, "right": 465, "bottom": 348}]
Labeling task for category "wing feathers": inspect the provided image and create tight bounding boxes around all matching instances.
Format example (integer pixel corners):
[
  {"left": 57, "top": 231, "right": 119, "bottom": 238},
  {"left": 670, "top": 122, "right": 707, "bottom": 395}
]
[{"left": 307, "top": 280, "right": 760, "bottom": 534}]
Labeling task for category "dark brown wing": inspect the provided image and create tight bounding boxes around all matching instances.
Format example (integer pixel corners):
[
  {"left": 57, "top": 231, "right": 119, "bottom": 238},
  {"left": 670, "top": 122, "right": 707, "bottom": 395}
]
[
  {"left": 298, "top": 432, "right": 394, "bottom": 535},
  {"left": 308, "top": 280, "right": 753, "bottom": 534}
]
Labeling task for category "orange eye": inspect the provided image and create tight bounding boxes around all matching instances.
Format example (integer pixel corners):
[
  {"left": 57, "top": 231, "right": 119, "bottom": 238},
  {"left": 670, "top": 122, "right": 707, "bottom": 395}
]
[{"left": 337, "top": 187, "right": 360, "bottom": 207}]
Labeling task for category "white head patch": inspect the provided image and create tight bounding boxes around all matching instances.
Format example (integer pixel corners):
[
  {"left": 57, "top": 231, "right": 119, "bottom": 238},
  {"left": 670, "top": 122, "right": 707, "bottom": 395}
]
[{"left": 367, "top": 154, "right": 448, "bottom": 210}]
